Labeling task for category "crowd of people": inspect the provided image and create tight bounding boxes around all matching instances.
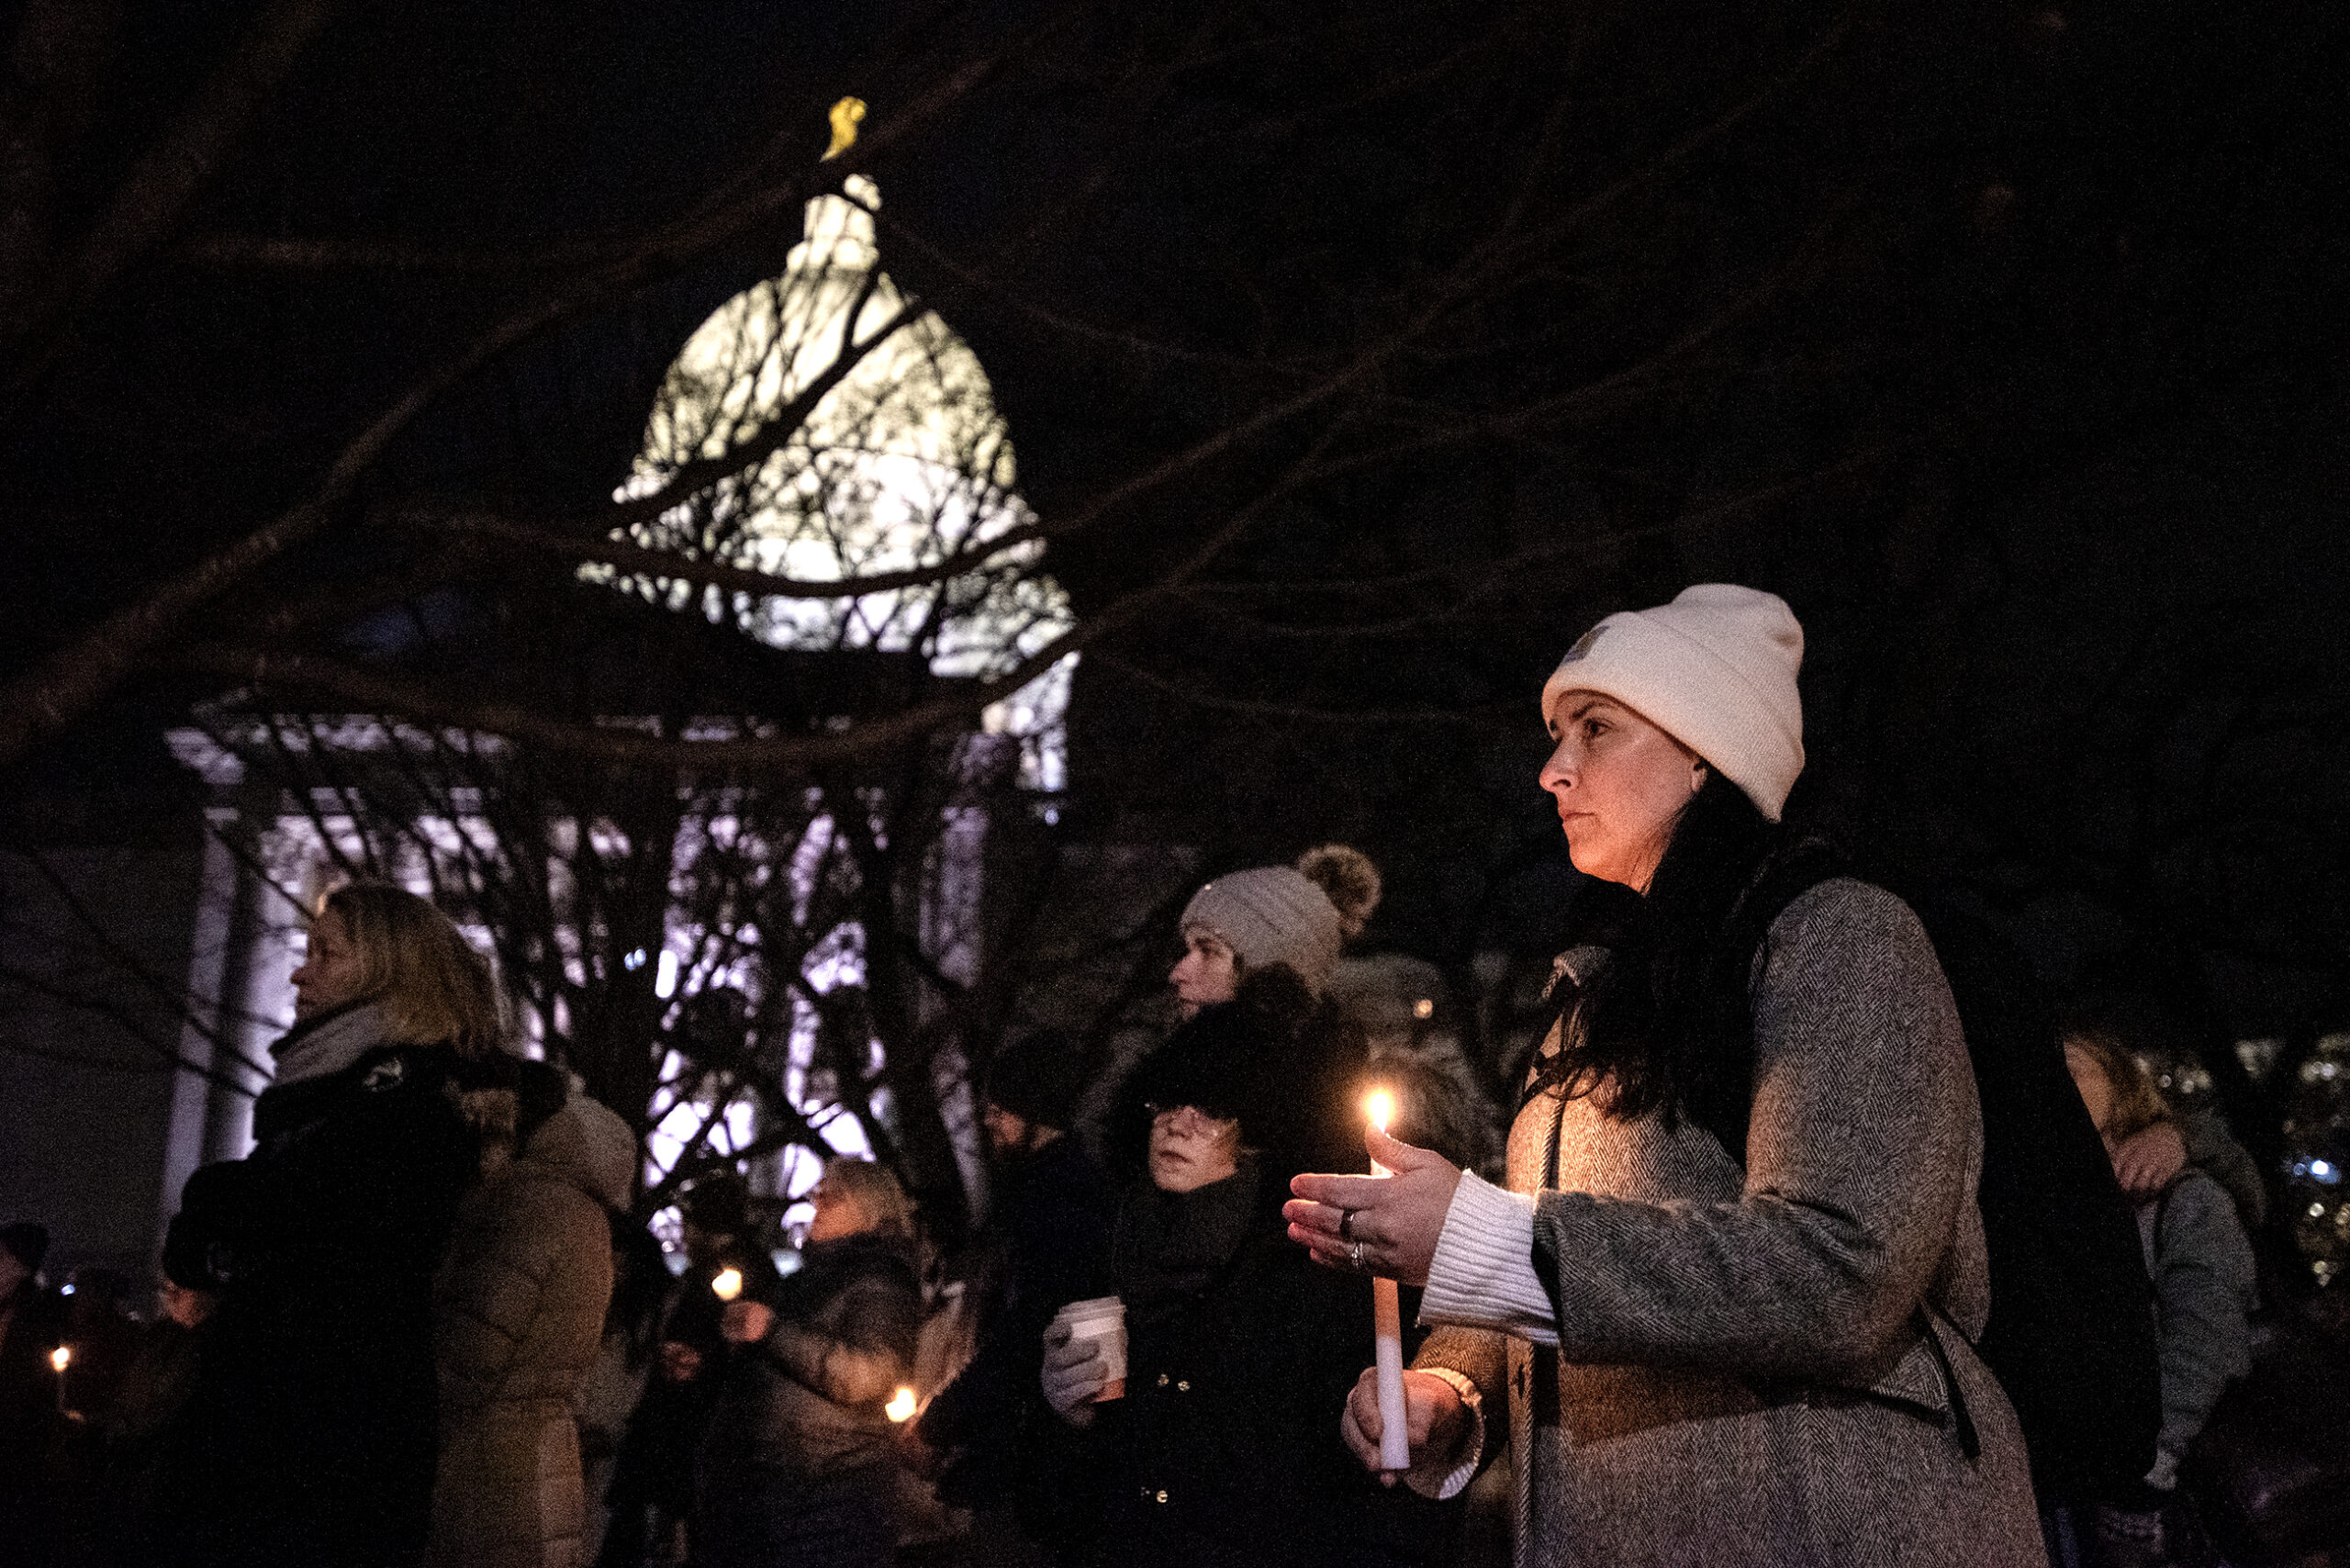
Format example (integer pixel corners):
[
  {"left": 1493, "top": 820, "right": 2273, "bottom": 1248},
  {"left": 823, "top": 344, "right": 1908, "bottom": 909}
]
[{"left": 0, "top": 584, "right": 2275, "bottom": 1568}]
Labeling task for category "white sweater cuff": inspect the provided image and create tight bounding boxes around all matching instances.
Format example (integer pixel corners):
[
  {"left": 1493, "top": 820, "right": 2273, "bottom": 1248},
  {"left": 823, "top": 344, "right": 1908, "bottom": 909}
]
[
  {"left": 1404, "top": 1366, "right": 1486, "bottom": 1500},
  {"left": 1419, "top": 1170, "right": 1559, "bottom": 1346}
]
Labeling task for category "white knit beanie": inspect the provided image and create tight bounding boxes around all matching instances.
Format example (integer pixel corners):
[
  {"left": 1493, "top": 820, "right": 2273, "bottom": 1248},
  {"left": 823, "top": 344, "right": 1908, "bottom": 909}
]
[
  {"left": 1539, "top": 583, "right": 1806, "bottom": 821},
  {"left": 1180, "top": 867, "right": 1344, "bottom": 996}
]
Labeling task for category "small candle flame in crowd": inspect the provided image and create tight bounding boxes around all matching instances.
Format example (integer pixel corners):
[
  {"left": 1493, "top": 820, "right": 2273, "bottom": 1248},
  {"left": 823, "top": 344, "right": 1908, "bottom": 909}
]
[
  {"left": 50, "top": 1346, "right": 70, "bottom": 1375},
  {"left": 1365, "top": 1088, "right": 1394, "bottom": 1136},
  {"left": 711, "top": 1267, "right": 744, "bottom": 1302},
  {"left": 886, "top": 1386, "right": 918, "bottom": 1423}
]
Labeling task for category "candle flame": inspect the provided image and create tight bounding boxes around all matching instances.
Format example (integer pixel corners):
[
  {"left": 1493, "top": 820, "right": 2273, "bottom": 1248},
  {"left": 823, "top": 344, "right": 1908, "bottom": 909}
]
[
  {"left": 886, "top": 1385, "right": 918, "bottom": 1423},
  {"left": 50, "top": 1346, "right": 70, "bottom": 1373},
  {"left": 1365, "top": 1088, "right": 1394, "bottom": 1134},
  {"left": 711, "top": 1268, "right": 744, "bottom": 1302}
]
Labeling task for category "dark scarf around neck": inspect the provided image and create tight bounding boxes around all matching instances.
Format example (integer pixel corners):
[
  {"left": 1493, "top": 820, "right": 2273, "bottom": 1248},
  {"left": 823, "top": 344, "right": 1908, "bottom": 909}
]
[{"left": 1113, "top": 1156, "right": 1263, "bottom": 1325}]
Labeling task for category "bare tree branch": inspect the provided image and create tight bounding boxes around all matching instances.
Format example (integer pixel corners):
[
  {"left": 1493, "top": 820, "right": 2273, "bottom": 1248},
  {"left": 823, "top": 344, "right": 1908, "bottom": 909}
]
[
  {"left": 394, "top": 510, "right": 1048, "bottom": 602},
  {"left": 0, "top": 952, "right": 261, "bottom": 1094},
  {"left": 1171, "top": 451, "right": 1895, "bottom": 627},
  {"left": 0, "top": 44, "right": 1016, "bottom": 770},
  {"left": 8, "top": 846, "right": 278, "bottom": 1079},
  {"left": 178, "top": 415, "right": 1329, "bottom": 772},
  {"left": 1, "top": 0, "right": 343, "bottom": 400},
  {"left": 1087, "top": 650, "right": 1512, "bottom": 727},
  {"left": 599, "top": 291, "right": 925, "bottom": 535},
  {"left": 173, "top": 230, "right": 655, "bottom": 274}
]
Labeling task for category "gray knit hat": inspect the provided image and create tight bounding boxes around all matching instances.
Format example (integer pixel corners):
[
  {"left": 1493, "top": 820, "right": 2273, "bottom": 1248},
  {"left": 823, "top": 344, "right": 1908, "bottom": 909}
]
[{"left": 1181, "top": 866, "right": 1343, "bottom": 995}]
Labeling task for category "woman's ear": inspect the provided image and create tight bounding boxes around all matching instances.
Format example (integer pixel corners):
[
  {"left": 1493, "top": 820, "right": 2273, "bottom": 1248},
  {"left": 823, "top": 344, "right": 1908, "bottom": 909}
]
[{"left": 1690, "top": 760, "right": 1708, "bottom": 794}]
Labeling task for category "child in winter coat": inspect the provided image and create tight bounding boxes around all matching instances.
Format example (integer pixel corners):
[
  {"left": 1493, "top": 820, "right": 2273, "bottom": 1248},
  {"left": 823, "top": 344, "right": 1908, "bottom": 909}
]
[{"left": 2064, "top": 1031, "right": 2259, "bottom": 1563}]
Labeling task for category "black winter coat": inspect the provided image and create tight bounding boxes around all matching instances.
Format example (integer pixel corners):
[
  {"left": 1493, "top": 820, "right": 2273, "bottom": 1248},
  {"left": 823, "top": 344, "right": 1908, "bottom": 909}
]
[
  {"left": 1081, "top": 1190, "right": 1457, "bottom": 1568},
  {"left": 158, "top": 1008, "right": 479, "bottom": 1568},
  {"left": 0, "top": 1280, "right": 73, "bottom": 1561},
  {"left": 919, "top": 1133, "right": 1114, "bottom": 1539}
]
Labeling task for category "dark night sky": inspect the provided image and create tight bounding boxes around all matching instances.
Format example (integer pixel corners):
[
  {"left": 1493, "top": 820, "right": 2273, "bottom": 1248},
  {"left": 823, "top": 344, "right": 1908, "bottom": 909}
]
[{"left": 6, "top": 0, "right": 2347, "bottom": 1044}]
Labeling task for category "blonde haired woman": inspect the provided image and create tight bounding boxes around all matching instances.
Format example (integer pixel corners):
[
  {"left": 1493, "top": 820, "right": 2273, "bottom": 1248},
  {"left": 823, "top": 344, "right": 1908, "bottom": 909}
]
[
  {"left": 161, "top": 882, "right": 508, "bottom": 1568},
  {"left": 696, "top": 1157, "right": 925, "bottom": 1568},
  {"left": 297, "top": 879, "right": 510, "bottom": 1057}
]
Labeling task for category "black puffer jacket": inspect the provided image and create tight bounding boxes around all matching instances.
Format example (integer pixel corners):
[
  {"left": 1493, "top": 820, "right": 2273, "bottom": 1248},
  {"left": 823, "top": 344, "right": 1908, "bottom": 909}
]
[
  {"left": 694, "top": 1232, "right": 923, "bottom": 1568},
  {"left": 158, "top": 1002, "right": 481, "bottom": 1568}
]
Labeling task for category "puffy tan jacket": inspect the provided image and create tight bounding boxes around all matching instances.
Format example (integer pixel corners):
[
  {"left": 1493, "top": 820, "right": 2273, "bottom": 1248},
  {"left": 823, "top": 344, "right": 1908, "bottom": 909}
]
[{"left": 424, "top": 1092, "right": 635, "bottom": 1568}]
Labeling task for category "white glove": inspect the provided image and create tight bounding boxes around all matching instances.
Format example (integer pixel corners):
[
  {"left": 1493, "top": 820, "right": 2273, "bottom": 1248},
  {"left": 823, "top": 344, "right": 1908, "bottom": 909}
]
[
  {"left": 2144, "top": 1449, "right": 2181, "bottom": 1492},
  {"left": 1040, "top": 1320, "right": 1106, "bottom": 1428}
]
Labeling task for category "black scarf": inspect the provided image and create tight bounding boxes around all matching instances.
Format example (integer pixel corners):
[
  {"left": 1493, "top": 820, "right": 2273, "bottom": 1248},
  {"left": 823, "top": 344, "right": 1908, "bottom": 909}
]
[
  {"left": 1526, "top": 827, "right": 1845, "bottom": 1158},
  {"left": 1112, "top": 1158, "right": 1262, "bottom": 1327}
]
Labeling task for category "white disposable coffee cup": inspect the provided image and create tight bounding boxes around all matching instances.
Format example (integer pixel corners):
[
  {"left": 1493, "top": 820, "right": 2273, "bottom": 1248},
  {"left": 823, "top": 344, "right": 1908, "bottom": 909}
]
[{"left": 1054, "top": 1295, "right": 1126, "bottom": 1401}]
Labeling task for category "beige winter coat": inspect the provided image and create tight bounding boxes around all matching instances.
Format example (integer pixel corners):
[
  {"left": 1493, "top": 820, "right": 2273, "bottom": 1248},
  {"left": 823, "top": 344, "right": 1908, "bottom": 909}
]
[
  {"left": 424, "top": 1092, "right": 635, "bottom": 1568},
  {"left": 1416, "top": 879, "right": 2045, "bottom": 1567}
]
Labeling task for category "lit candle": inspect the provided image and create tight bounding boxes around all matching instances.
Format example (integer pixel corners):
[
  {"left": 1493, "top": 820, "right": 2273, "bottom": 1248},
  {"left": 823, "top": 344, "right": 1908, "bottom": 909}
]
[
  {"left": 50, "top": 1345, "right": 70, "bottom": 1415},
  {"left": 711, "top": 1267, "right": 744, "bottom": 1302},
  {"left": 1364, "top": 1090, "right": 1410, "bottom": 1472},
  {"left": 886, "top": 1385, "right": 919, "bottom": 1423}
]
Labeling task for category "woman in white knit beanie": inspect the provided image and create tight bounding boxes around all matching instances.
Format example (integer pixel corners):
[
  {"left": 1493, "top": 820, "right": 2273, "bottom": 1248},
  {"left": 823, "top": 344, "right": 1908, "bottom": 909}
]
[{"left": 1285, "top": 585, "right": 2044, "bottom": 1568}]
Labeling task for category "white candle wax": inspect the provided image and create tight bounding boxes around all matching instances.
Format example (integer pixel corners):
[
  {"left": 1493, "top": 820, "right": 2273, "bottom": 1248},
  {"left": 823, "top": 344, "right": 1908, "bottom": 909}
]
[{"left": 1366, "top": 1091, "right": 1411, "bottom": 1472}]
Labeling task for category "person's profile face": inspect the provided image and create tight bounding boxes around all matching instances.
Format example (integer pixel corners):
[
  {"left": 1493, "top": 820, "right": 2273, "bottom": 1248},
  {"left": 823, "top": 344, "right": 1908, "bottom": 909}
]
[
  {"left": 981, "top": 1101, "right": 1033, "bottom": 1156},
  {"left": 0, "top": 1251, "right": 27, "bottom": 1297},
  {"left": 160, "top": 1281, "right": 214, "bottom": 1329},
  {"left": 1169, "top": 928, "right": 1239, "bottom": 1018},
  {"left": 290, "top": 906, "right": 368, "bottom": 1019},
  {"left": 1537, "top": 692, "right": 1701, "bottom": 892},
  {"left": 804, "top": 1182, "right": 871, "bottom": 1243},
  {"left": 2064, "top": 1046, "right": 2121, "bottom": 1156}
]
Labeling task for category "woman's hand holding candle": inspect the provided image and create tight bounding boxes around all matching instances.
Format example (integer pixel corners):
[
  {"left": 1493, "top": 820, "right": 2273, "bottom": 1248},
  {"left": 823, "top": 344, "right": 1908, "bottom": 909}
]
[
  {"left": 721, "top": 1300, "right": 773, "bottom": 1344},
  {"left": 1341, "top": 1368, "right": 1470, "bottom": 1485},
  {"left": 1283, "top": 1126, "right": 1462, "bottom": 1286}
]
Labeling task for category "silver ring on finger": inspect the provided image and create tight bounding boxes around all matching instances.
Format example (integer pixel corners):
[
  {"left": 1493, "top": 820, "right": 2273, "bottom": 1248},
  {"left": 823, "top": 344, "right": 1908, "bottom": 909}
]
[{"left": 1348, "top": 1240, "right": 1365, "bottom": 1271}]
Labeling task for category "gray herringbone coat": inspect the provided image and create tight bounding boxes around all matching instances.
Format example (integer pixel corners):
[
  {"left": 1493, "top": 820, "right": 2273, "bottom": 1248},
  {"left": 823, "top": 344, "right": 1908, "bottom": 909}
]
[{"left": 1416, "top": 879, "right": 2044, "bottom": 1567}]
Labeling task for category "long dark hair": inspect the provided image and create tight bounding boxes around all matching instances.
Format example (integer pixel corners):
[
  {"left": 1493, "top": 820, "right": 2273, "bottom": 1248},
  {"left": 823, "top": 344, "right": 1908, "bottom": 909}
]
[{"left": 1544, "top": 773, "right": 1840, "bottom": 1145}]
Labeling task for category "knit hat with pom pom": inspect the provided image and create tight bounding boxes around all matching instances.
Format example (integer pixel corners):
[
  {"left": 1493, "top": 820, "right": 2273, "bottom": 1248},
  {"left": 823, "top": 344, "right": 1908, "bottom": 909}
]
[
  {"left": 1296, "top": 845, "right": 1382, "bottom": 940},
  {"left": 1181, "top": 866, "right": 1341, "bottom": 995}
]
